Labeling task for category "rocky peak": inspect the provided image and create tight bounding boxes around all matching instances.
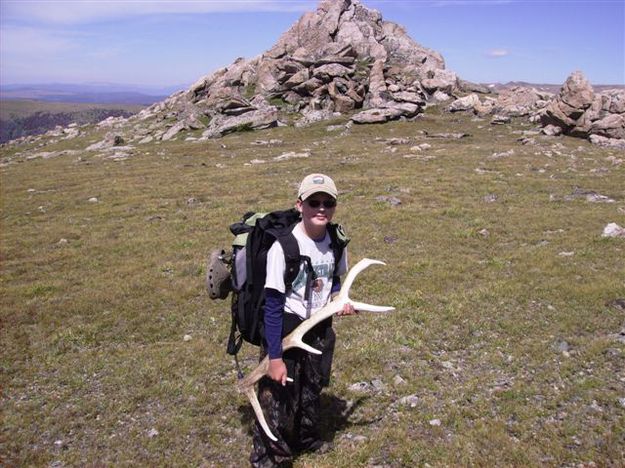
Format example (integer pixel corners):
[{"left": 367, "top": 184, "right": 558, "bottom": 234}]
[
  {"left": 123, "top": 0, "right": 460, "bottom": 141},
  {"left": 266, "top": 0, "right": 443, "bottom": 70}
]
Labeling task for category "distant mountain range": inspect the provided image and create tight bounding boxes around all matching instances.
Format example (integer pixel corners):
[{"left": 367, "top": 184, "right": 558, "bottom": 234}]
[
  {"left": 0, "top": 82, "right": 189, "bottom": 105},
  {"left": 0, "top": 82, "right": 186, "bottom": 143},
  {"left": 488, "top": 81, "right": 624, "bottom": 94}
]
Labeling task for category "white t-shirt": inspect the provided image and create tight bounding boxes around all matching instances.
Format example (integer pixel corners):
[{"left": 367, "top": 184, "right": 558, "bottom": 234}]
[{"left": 265, "top": 223, "right": 348, "bottom": 319}]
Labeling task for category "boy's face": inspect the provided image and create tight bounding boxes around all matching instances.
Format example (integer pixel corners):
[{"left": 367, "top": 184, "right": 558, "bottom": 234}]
[{"left": 296, "top": 192, "right": 337, "bottom": 229}]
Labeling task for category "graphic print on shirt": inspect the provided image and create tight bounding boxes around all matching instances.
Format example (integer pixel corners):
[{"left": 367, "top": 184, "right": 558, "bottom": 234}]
[{"left": 291, "top": 260, "right": 334, "bottom": 310}]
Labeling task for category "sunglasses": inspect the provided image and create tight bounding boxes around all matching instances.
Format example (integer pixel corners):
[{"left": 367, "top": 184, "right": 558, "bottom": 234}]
[{"left": 306, "top": 199, "right": 337, "bottom": 209}]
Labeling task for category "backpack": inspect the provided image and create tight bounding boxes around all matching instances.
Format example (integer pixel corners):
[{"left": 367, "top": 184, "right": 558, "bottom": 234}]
[{"left": 207, "top": 208, "right": 349, "bottom": 357}]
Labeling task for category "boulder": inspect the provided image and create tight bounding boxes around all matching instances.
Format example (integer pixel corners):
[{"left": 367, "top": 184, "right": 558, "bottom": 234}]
[
  {"left": 86, "top": 132, "right": 125, "bottom": 151},
  {"left": 256, "top": 60, "right": 281, "bottom": 93},
  {"left": 202, "top": 107, "right": 278, "bottom": 138},
  {"left": 293, "top": 78, "right": 325, "bottom": 95},
  {"left": 494, "top": 86, "right": 543, "bottom": 116},
  {"left": 391, "top": 91, "right": 425, "bottom": 105},
  {"left": 588, "top": 134, "right": 625, "bottom": 149},
  {"left": 542, "top": 100, "right": 577, "bottom": 129},
  {"left": 328, "top": 80, "right": 358, "bottom": 112},
  {"left": 295, "top": 108, "right": 337, "bottom": 127},
  {"left": 421, "top": 69, "right": 458, "bottom": 94},
  {"left": 333, "top": 94, "right": 357, "bottom": 113},
  {"left": 491, "top": 114, "right": 511, "bottom": 125},
  {"left": 316, "top": 55, "right": 356, "bottom": 66},
  {"left": 539, "top": 71, "right": 625, "bottom": 143},
  {"left": 560, "top": 70, "right": 594, "bottom": 111},
  {"left": 284, "top": 68, "right": 310, "bottom": 88},
  {"left": 457, "top": 79, "right": 492, "bottom": 94},
  {"left": 602, "top": 223, "right": 625, "bottom": 238},
  {"left": 385, "top": 101, "right": 420, "bottom": 117},
  {"left": 429, "top": 90, "right": 451, "bottom": 103},
  {"left": 334, "top": 6, "right": 387, "bottom": 60},
  {"left": 350, "top": 100, "right": 420, "bottom": 124},
  {"left": 312, "top": 63, "right": 354, "bottom": 81},
  {"left": 184, "top": 115, "right": 206, "bottom": 130},
  {"left": 542, "top": 124, "right": 563, "bottom": 136},
  {"left": 590, "top": 113, "right": 625, "bottom": 140},
  {"left": 351, "top": 107, "right": 403, "bottom": 124},
  {"left": 367, "top": 59, "right": 388, "bottom": 107},
  {"left": 542, "top": 72, "right": 593, "bottom": 128},
  {"left": 266, "top": 1, "right": 343, "bottom": 58},
  {"left": 603, "top": 89, "right": 625, "bottom": 113},
  {"left": 162, "top": 122, "right": 187, "bottom": 141},
  {"left": 448, "top": 94, "right": 481, "bottom": 112},
  {"left": 474, "top": 98, "right": 496, "bottom": 117}
]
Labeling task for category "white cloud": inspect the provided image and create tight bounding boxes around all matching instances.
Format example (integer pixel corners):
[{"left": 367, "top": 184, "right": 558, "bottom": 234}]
[
  {"left": 0, "top": 24, "right": 93, "bottom": 83},
  {"left": 0, "top": 1, "right": 315, "bottom": 25},
  {"left": 486, "top": 48, "right": 510, "bottom": 58},
  {"left": 0, "top": 25, "right": 81, "bottom": 56}
]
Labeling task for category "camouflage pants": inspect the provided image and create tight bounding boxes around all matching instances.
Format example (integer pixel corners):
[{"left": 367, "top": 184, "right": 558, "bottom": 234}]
[{"left": 250, "top": 324, "right": 335, "bottom": 468}]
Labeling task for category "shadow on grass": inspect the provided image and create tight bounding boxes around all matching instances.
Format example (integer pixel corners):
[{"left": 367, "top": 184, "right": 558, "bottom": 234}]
[
  {"left": 318, "top": 393, "right": 368, "bottom": 441},
  {"left": 237, "top": 393, "right": 369, "bottom": 454}
]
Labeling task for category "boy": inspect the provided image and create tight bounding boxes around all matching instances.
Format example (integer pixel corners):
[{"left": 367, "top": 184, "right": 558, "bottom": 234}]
[{"left": 250, "top": 173, "right": 355, "bottom": 467}]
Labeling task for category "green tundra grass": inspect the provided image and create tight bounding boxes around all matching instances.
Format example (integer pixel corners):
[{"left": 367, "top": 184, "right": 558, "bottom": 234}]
[{"left": 1, "top": 107, "right": 624, "bottom": 466}]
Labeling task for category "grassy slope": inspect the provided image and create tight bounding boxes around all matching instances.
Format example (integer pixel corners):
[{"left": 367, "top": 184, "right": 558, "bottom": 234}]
[{"left": 1, "top": 108, "right": 624, "bottom": 466}]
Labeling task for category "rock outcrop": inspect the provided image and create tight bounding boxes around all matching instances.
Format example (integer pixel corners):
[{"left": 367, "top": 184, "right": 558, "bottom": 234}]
[
  {"left": 494, "top": 86, "right": 553, "bottom": 116},
  {"left": 539, "top": 71, "right": 625, "bottom": 145},
  {"left": 119, "top": 0, "right": 463, "bottom": 141},
  {"left": 447, "top": 86, "right": 552, "bottom": 117},
  {"left": 443, "top": 70, "right": 625, "bottom": 147}
]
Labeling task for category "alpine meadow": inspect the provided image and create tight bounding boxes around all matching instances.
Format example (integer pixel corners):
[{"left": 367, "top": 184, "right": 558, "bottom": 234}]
[
  {"left": 2, "top": 105, "right": 624, "bottom": 466},
  {"left": 1, "top": 0, "right": 624, "bottom": 466}
]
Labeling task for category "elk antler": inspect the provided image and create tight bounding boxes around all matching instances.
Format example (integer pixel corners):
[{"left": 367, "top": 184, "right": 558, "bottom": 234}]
[{"left": 237, "top": 258, "right": 395, "bottom": 441}]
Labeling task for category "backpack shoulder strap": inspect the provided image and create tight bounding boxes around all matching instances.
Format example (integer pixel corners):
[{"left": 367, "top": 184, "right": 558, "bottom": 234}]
[
  {"left": 262, "top": 208, "right": 301, "bottom": 292},
  {"left": 246, "top": 208, "right": 300, "bottom": 287},
  {"left": 275, "top": 231, "right": 300, "bottom": 292},
  {"left": 327, "top": 222, "right": 350, "bottom": 276}
]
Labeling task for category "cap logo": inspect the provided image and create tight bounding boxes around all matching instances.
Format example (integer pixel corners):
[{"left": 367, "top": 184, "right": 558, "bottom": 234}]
[{"left": 312, "top": 176, "right": 324, "bottom": 184}]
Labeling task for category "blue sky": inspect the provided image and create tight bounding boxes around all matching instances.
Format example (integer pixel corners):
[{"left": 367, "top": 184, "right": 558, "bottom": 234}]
[{"left": 1, "top": 0, "right": 623, "bottom": 90}]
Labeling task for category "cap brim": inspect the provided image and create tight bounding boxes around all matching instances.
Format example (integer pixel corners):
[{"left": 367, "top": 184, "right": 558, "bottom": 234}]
[{"left": 299, "top": 188, "right": 338, "bottom": 200}]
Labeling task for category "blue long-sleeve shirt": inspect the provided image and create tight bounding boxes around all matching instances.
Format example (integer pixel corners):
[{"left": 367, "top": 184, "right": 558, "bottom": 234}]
[{"left": 264, "top": 288, "right": 286, "bottom": 359}]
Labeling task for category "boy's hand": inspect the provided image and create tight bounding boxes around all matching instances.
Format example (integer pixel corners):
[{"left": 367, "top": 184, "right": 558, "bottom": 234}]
[
  {"left": 268, "top": 358, "right": 288, "bottom": 385},
  {"left": 337, "top": 302, "right": 357, "bottom": 316},
  {"left": 331, "top": 294, "right": 357, "bottom": 316}
]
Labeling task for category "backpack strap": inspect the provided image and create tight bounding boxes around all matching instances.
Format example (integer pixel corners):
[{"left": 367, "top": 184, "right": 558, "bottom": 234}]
[
  {"left": 275, "top": 231, "right": 301, "bottom": 293},
  {"left": 275, "top": 231, "right": 316, "bottom": 316},
  {"left": 327, "top": 222, "right": 350, "bottom": 278},
  {"left": 227, "top": 315, "right": 243, "bottom": 356}
]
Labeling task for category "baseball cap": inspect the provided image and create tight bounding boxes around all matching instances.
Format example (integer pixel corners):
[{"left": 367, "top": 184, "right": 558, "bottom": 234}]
[{"left": 298, "top": 173, "right": 338, "bottom": 200}]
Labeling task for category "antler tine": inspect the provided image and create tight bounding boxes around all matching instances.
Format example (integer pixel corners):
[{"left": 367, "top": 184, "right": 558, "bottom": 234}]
[
  {"left": 242, "top": 384, "right": 279, "bottom": 441},
  {"left": 236, "top": 356, "right": 280, "bottom": 441},
  {"left": 348, "top": 301, "right": 395, "bottom": 313},
  {"left": 337, "top": 258, "right": 386, "bottom": 301},
  {"left": 237, "top": 258, "right": 395, "bottom": 442}
]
